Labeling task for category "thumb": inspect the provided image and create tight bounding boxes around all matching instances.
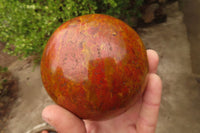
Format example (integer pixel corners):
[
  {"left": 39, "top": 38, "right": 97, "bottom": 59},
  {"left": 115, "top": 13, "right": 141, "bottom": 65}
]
[{"left": 42, "top": 105, "right": 86, "bottom": 133}]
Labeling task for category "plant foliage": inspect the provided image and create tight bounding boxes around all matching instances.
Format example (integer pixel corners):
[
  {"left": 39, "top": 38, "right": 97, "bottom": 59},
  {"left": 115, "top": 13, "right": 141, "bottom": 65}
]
[{"left": 0, "top": 0, "right": 144, "bottom": 61}]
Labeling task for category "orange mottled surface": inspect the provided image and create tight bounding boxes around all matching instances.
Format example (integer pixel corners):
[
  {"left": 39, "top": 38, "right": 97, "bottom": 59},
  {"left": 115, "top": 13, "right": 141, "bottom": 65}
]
[{"left": 41, "top": 14, "right": 148, "bottom": 120}]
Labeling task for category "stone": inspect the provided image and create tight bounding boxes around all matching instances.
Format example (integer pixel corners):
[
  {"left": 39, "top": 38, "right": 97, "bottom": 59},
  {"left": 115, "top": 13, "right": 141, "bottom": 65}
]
[
  {"left": 0, "top": 102, "right": 4, "bottom": 108},
  {"left": 159, "top": 0, "right": 166, "bottom": 3},
  {"left": 142, "top": 3, "right": 159, "bottom": 23},
  {"left": 145, "top": 0, "right": 157, "bottom": 3}
]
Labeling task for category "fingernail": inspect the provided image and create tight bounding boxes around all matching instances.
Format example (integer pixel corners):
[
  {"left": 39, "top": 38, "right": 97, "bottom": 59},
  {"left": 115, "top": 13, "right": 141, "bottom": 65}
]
[{"left": 41, "top": 130, "right": 48, "bottom": 133}]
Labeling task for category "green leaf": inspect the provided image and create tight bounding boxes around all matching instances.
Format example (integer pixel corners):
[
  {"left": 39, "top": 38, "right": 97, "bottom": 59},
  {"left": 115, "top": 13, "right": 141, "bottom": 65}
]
[{"left": 0, "top": 0, "right": 144, "bottom": 63}]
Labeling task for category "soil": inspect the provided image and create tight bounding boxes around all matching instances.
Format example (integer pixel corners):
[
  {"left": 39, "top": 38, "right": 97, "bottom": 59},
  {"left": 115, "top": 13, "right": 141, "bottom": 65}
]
[{"left": 0, "top": 42, "right": 18, "bottom": 132}]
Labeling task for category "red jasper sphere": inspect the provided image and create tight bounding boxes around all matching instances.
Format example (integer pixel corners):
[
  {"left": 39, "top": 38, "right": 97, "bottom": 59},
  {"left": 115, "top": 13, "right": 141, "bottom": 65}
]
[{"left": 41, "top": 14, "right": 148, "bottom": 120}]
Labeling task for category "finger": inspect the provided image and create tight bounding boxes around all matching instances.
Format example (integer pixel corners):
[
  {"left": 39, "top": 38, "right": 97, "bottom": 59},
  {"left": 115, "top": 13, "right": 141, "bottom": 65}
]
[
  {"left": 42, "top": 105, "right": 86, "bottom": 133},
  {"left": 136, "top": 74, "right": 162, "bottom": 133},
  {"left": 41, "top": 131, "right": 48, "bottom": 133},
  {"left": 147, "top": 49, "right": 159, "bottom": 73}
]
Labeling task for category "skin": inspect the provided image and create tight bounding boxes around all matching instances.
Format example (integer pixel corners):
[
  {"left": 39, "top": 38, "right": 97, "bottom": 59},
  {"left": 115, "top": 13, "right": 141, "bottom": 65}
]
[{"left": 42, "top": 49, "right": 162, "bottom": 133}]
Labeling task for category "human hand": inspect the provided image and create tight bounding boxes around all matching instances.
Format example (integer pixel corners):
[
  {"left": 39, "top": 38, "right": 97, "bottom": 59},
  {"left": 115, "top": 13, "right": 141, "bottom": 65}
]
[{"left": 42, "top": 49, "right": 162, "bottom": 133}]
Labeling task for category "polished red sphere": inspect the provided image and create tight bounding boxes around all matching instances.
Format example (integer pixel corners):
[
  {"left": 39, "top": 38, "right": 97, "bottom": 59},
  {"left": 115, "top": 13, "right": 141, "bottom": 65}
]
[{"left": 41, "top": 14, "right": 148, "bottom": 120}]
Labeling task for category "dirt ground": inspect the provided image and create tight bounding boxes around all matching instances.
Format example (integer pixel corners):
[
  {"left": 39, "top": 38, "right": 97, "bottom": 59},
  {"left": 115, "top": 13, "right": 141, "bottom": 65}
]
[
  {"left": 0, "top": 43, "right": 18, "bottom": 132},
  {"left": 182, "top": 0, "right": 200, "bottom": 78},
  {"left": 0, "top": 70, "right": 18, "bottom": 133},
  {"left": 0, "top": 1, "right": 200, "bottom": 133},
  {"left": 140, "top": 3, "right": 200, "bottom": 132}
]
